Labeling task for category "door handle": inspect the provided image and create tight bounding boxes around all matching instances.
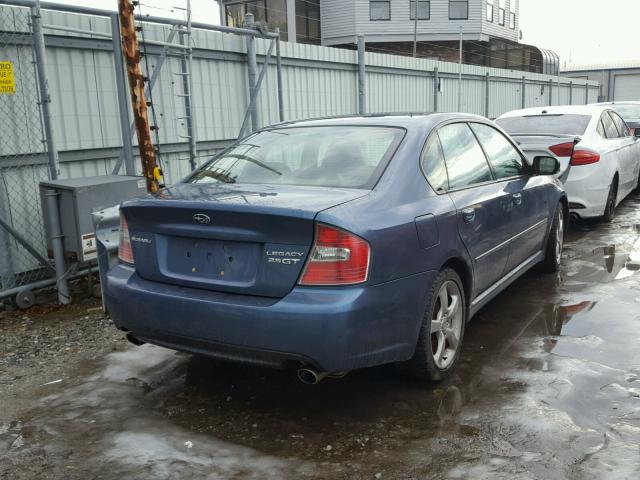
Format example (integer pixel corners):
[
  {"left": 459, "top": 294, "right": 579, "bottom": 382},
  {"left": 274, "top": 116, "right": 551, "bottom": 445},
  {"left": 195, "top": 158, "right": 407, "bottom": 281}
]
[
  {"left": 512, "top": 193, "right": 522, "bottom": 206},
  {"left": 461, "top": 207, "right": 476, "bottom": 223}
]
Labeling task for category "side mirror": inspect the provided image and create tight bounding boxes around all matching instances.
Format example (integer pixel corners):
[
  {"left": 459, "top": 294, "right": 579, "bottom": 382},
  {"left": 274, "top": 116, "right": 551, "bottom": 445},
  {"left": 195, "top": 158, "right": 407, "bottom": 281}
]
[
  {"left": 634, "top": 128, "right": 640, "bottom": 138},
  {"left": 533, "top": 156, "right": 560, "bottom": 176}
]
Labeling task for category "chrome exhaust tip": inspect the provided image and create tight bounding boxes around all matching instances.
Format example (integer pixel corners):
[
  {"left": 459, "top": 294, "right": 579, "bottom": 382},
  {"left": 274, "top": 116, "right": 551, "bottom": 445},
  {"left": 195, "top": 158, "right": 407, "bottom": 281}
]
[{"left": 297, "top": 367, "right": 328, "bottom": 385}]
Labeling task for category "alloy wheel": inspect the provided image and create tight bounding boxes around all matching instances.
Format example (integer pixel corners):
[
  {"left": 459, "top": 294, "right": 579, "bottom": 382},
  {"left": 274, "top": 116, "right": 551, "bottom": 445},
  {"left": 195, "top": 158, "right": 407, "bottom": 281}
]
[{"left": 430, "top": 280, "right": 463, "bottom": 370}]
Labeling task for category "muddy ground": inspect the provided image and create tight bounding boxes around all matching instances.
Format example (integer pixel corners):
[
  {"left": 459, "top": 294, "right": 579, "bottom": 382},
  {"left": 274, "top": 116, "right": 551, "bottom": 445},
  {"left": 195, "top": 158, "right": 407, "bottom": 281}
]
[{"left": 2, "top": 197, "right": 640, "bottom": 479}]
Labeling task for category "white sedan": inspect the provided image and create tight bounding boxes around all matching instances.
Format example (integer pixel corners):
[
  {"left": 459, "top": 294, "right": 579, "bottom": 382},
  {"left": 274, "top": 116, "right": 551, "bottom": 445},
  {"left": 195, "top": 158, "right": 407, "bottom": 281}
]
[{"left": 496, "top": 105, "right": 640, "bottom": 221}]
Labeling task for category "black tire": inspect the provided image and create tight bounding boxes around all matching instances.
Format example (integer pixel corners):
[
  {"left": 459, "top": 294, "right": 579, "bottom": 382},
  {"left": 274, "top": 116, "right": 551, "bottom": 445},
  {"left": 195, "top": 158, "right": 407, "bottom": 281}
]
[
  {"left": 541, "top": 203, "right": 565, "bottom": 273},
  {"left": 602, "top": 178, "right": 618, "bottom": 223},
  {"left": 402, "top": 268, "right": 466, "bottom": 381}
]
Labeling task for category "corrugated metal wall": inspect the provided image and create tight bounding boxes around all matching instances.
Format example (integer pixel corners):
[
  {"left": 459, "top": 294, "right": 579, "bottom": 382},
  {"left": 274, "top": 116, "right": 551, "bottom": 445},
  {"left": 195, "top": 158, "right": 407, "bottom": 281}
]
[
  {"left": 0, "top": 4, "right": 600, "bottom": 283},
  {"left": 28, "top": 7, "right": 600, "bottom": 183}
]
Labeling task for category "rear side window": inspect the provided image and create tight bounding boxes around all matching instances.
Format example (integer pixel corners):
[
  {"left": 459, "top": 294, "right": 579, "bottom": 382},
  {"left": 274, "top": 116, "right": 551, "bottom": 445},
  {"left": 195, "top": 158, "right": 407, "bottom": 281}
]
[
  {"left": 610, "top": 104, "right": 640, "bottom": 122},
  {"left": 421, "top": 135, "right": 449, "bottom": 192},
  {"left": 496, "top": 114, "right": 591, "bottom": 136},
  {"left": 597, "top": 119, "right": 606, "bottom": 138},
  {"left": 601, "top": 112, "right": 620, "bottom": 139},
  {"left": 438, "top": 123, "right": 493, "bottom": 190},
  {"left": 469, "top": 123, "right": 527, "bottom": 179},
  {"left": 609, "top": 111, "right": 630, "bottom": 137},
  {"left": 189, "top": 126, "right": 404, "bottom": 189}
]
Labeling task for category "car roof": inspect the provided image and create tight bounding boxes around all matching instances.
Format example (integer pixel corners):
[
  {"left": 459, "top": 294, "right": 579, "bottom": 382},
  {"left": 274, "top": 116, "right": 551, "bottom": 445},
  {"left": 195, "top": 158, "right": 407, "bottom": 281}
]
[
  {"left": 497, "top": 104, "right": 610, "bottom": 119},
  {"left": 263, "top": 113, "right": 490, "bottom": 130},
  {"left": 594, "top": 101, "right": 640, "bottom": 106}
]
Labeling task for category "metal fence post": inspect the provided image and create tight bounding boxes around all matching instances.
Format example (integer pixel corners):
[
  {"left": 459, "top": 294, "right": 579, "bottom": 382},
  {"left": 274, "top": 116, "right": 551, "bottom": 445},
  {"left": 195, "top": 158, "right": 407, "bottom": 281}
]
[
  {"left": 433, "top": 67, "right": 439, "bottom": 113},
  {"left": 357, "top": 35, "right": 366, "bottom": 115},
  {"left": 110, "top": 13, "right": 135, "bottom": 175},
  {"left": 485, "top": 73, "right": 490, "bottom": 118},
  {"left": 569, "top": 81, "right": 573, "bottom": 105},
  {"left": 31, "top": 0, "right": 58, "bottom": 180},
  {"left": 521, "top": 76, "right": 526, "bottom": 108},
  {"left": 31, "top": 1, "right": 69, "bottom": 305},
  {"left": 43, "top": 189, "right": 70, "bottom": 305},
  {"left": 548, "top": 78, "right": 553, "bottom": 105},
  {"left": 275, "top": 28, "right": 284, "bottom": 122},
  {"left": 0, "top": 184, "right": 16, "bottom": 291},
  {"left": 585, "top": 83, "right": 589, "bottom": 104},
  {"left": 244, "top": 14, "right": 259, "bottom": 132}
]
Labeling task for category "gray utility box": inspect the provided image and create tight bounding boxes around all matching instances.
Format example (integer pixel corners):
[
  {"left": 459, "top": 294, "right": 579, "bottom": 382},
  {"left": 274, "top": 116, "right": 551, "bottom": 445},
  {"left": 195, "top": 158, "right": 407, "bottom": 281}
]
[{"left": 40, "top": 175, "right": 147, "bottom": 263}]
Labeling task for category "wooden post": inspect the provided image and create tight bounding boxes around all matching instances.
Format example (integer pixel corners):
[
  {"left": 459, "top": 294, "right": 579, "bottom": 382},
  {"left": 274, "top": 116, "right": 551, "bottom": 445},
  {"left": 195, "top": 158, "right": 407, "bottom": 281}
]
[{"left": 117, "top": 0, "right": 161, "bottom": 193}]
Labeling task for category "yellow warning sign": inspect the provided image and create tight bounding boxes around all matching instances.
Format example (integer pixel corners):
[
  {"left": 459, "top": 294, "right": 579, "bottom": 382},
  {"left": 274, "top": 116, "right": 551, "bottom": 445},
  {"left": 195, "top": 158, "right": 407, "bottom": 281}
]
[{"left": 0, "top": 61, "right": 16, "bottom": 94}]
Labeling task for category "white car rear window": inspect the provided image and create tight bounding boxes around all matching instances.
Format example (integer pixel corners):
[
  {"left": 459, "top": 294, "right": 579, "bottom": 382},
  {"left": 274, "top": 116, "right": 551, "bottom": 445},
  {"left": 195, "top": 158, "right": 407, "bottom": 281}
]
[{"left": 497, "top": 114, "right": 591, "bottom": 136}]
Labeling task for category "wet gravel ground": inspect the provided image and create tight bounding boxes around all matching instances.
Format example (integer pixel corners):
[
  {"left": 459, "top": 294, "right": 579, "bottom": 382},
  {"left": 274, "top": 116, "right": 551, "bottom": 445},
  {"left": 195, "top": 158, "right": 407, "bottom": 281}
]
[{"left": 2, "top": 196, "right": 640, "bottom": 479}]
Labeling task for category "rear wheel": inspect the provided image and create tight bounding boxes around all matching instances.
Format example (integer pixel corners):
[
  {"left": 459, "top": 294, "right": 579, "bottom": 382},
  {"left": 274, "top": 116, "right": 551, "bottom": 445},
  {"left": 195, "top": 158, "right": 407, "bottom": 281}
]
[
  {"left": 541, "top": 203, "right": 564, "bottom": 273},
  {"left": 402, "top": 268, "right": 466, "bottom": 381},
  {"left": 602, "top": 178, "right": 618, "bottom": 223}
]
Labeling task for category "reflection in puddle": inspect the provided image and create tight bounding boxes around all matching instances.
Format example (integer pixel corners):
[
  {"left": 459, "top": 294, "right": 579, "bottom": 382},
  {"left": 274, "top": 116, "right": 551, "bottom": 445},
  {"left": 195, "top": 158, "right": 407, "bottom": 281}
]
[{"left": 566, "top": 240, "right": 640, "bottom": 283}]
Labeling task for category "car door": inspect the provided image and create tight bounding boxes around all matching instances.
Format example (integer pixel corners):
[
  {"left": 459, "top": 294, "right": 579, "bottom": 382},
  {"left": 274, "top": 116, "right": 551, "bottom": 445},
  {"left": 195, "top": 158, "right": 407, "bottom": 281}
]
[
  {"left": 436, "top": 122, "right": 512, "bottom": 297},
  {"left": 469, "top": 122, "right": 549, "bottom": 273},
  {"left": 609, "top": 110, "right": 638, "bottom": 196},
  {"left": 601, "top": 111, "right": 629, "bottom": 194}
]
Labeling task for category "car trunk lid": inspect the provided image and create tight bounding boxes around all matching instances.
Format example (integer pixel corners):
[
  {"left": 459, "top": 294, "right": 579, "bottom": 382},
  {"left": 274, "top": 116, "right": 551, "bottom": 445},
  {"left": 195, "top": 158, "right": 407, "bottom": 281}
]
[
  {"left": 511, "top": 134, "right": 580, "bottom": 183},
  {"left": 122, "top": 183, "right": 367, "bottom": 298}
]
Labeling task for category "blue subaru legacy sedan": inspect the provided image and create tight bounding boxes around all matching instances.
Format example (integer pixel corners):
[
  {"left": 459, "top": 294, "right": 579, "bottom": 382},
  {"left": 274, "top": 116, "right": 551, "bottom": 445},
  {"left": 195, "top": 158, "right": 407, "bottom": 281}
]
[{"left": 105, "top": 114, "right": 566, "bottom": 383}]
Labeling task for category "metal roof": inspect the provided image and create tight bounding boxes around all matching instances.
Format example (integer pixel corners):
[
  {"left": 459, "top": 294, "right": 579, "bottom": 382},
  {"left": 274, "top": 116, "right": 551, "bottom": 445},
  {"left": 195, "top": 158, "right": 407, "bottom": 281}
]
[{"left": 562, "top": 61, "right": 640, "bottom": 72}]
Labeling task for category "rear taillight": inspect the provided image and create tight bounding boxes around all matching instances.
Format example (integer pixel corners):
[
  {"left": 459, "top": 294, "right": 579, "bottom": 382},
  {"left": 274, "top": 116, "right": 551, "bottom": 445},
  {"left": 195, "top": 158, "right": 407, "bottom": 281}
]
[
  {"left": 298, "top": 224, "right": 370, "bottom": 286},
  {"left": 118, "top": 211, "right": 134, "bottom": 265},
  {"left": 570, "top": 149, "right": 600, "bottom": 166},
  {"left": 549, "top": 142, "right": 575, "bottom": 157}
]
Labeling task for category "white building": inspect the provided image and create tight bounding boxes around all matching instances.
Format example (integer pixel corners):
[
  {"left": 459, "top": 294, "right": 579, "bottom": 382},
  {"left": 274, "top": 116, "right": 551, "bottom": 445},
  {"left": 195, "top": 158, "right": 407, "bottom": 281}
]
[{"left": 219, "top": 0, "right": 558, "bottom": 74}]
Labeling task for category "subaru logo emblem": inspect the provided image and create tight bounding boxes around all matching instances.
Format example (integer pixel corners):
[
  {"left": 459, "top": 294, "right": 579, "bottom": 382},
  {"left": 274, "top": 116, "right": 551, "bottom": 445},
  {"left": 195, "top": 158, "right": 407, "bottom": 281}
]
[{"left": 193, "top": 213, "right": 211, "bottom": 225}]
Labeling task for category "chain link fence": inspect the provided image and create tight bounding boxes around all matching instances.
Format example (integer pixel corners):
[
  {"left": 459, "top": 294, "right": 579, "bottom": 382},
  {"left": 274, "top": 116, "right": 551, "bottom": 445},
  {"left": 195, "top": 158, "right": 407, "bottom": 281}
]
[{"left": 0, "top": 5, "right": 53, "bottom": 297}]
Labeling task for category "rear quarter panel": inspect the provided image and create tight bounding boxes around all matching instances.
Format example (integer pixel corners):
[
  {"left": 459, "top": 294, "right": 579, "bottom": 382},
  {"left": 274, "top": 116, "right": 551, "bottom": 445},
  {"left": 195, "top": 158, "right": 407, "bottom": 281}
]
[{"left": 316, "top": 126, "right": 473, "bottom": 287}]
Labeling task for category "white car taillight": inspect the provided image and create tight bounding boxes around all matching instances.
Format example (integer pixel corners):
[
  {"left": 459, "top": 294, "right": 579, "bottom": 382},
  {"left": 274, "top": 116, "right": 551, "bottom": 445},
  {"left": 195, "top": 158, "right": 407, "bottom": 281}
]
[
  {"left": 570, "top": 149, "right": 601, "bottom": 166},
  {"left": 118, "top": 211, "right": 134, "bottom": 265},
  {"left": 549, "top": 142, "right": 575, "bottom": 158},
  {"left": 298, "top": 223, "right": 370, "bottom": 286}
]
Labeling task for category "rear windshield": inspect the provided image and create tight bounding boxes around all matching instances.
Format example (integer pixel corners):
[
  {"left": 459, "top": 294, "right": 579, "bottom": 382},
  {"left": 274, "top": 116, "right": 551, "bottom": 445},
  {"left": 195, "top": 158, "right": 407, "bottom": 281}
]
[
  {"left": 189, "top": 126, "right": 405, "bottom": 189},
  {"left": 496, "top": 114, "right": 591, "bottom": 136},
  {"left": 609, "top": 105, "right": 640, "bottom": 122}
]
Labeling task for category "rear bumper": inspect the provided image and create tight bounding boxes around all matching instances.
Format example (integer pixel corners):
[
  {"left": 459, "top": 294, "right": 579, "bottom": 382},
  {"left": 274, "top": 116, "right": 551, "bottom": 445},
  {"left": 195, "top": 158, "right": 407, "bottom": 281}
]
[
  {"left": 105, "top": 265, "right": 433, "bottom": 373},
  {"left": 564, "top": 167, "right": 611, "bottom": 218}
]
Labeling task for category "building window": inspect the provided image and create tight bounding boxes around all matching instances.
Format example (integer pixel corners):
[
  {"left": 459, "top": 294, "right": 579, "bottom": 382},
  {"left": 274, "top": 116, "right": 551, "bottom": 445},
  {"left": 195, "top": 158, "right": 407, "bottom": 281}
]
[
  {"left": 225, "top": 1, "right": 290, "bottom": 40},
  {"left": 226, "top": 1, "right": 268, "bottom": 28},
  {"left": 449, "top": 0, "right": 468, "bottom": 20},
  {"left": 370, "top": 0, "right": 391, "bottom": 21},
  {"left": 486, "top": 0, "right": 494, "bottom": 22},
  {"left": 410, "top": 0, "right": 430, "bottom": 20},
  {"left": 509, "top": 0, "right": 517, "bottom": 29},
  {"left": 296, "top": 0, "right": 320, "bottom": 43},
  {"left": 498, "top": 0, "right": 505, "bottom": 25}
]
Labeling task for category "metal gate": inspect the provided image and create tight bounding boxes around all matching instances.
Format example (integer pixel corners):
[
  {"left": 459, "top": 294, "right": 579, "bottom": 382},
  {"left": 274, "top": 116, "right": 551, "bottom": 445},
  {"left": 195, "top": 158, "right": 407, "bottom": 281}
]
[{"left": 0, "top": 4, "right": 54, "bottom": 299}]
